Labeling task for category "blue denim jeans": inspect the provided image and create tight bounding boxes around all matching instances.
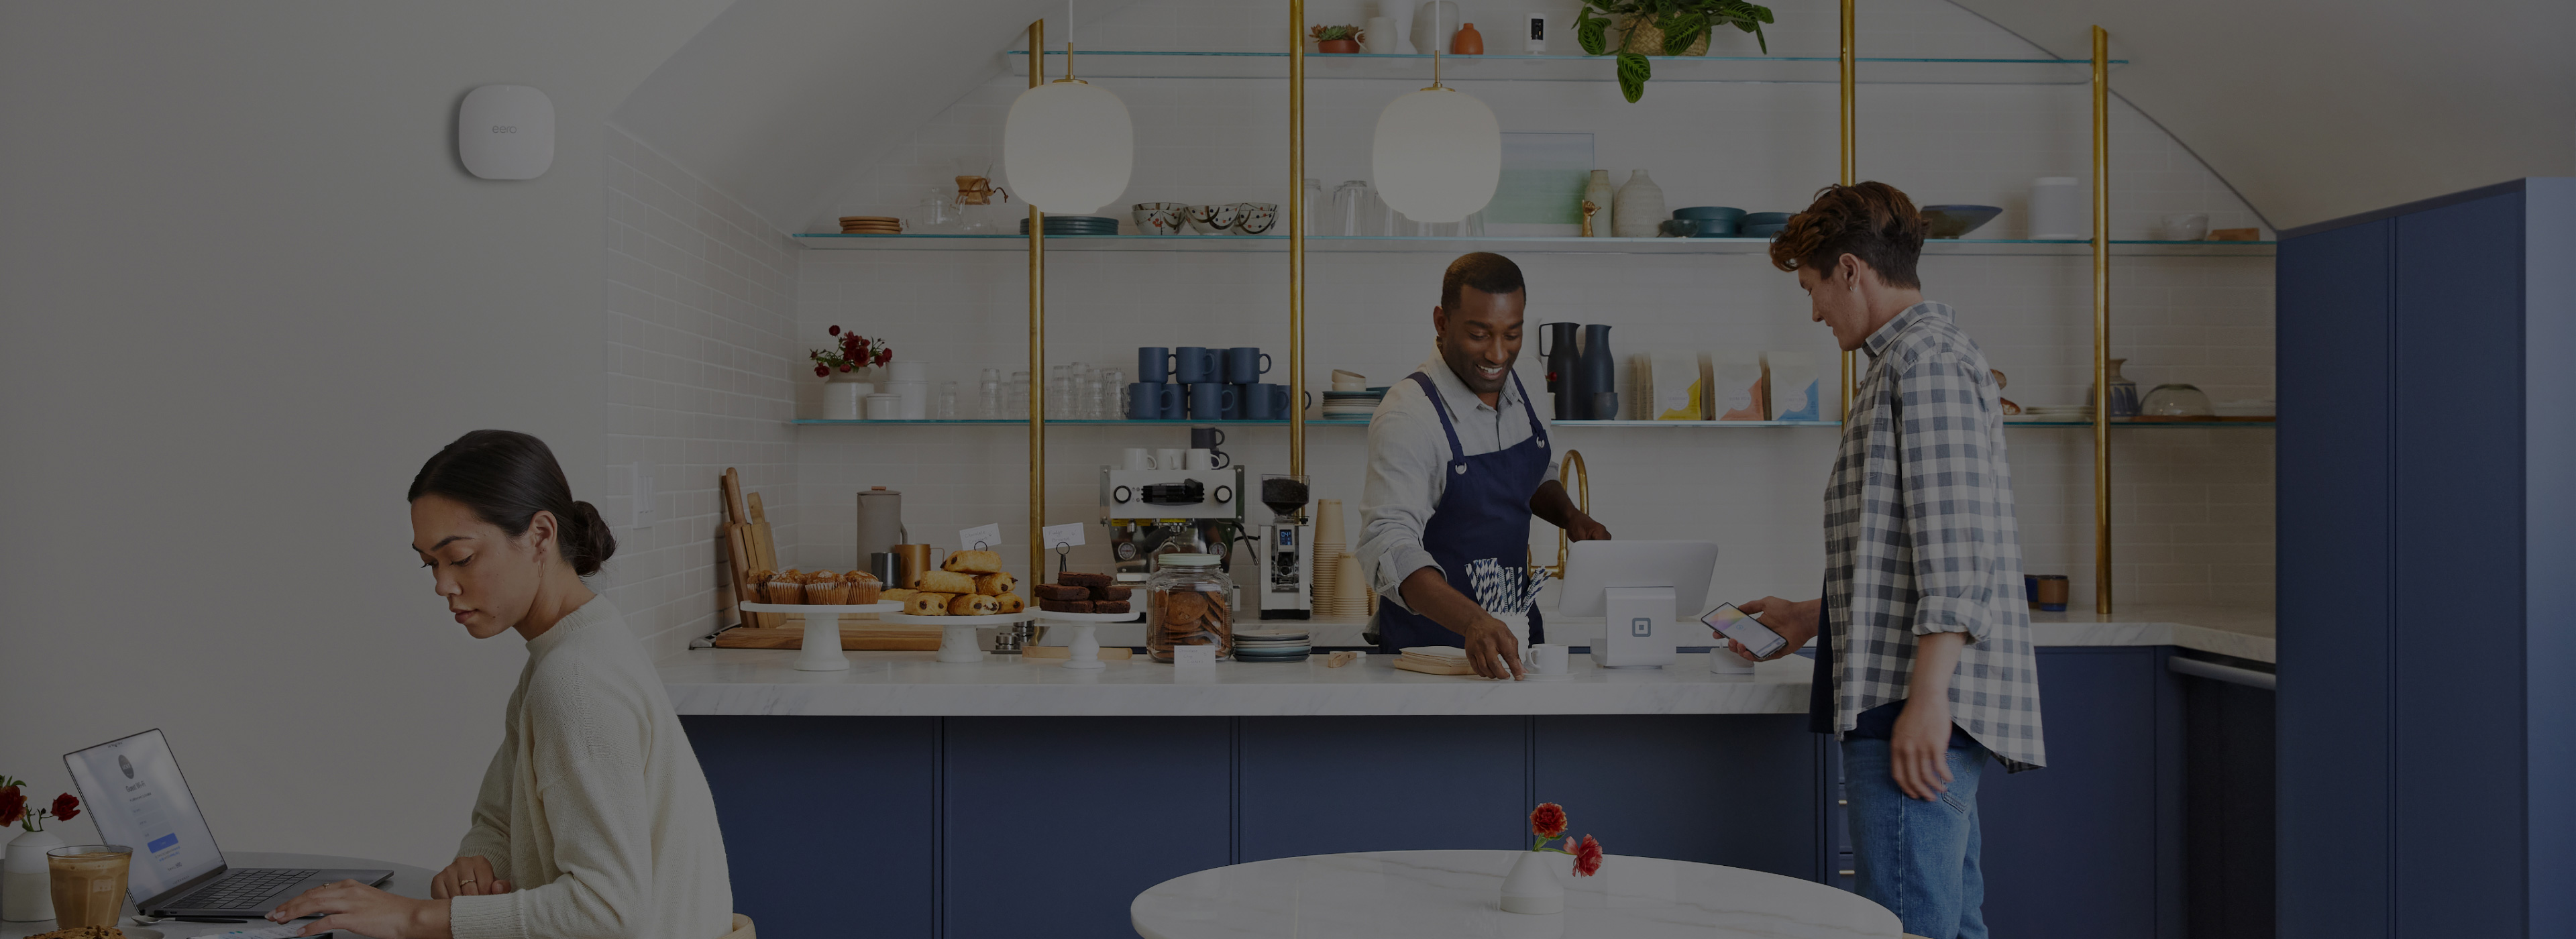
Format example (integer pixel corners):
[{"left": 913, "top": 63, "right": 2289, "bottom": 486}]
[{"left": 1842, "top": 736, "right": 1990, "bottom": 939}]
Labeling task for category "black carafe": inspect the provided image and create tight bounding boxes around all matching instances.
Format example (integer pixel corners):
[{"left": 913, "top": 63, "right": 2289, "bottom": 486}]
[
  {"left": 1538, "top": 323, "right": 1582, "bottom": 419},
  {"left": 1572, "top": 324, "right": 1616, "bottom": 419}
]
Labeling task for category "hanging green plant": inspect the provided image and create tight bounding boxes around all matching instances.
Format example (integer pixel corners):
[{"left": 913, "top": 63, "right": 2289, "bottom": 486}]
[{"left": 1577, "top": 0, "right": 1776, "bottom": 101}]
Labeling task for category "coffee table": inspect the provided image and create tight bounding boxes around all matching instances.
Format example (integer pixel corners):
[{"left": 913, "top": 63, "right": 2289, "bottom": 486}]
[
  {"left": 1130, "top": 849, "right": 1900, "bottom": 938},
  {"left": 2, "top": 851, "right": 433, "bottom": 939}
]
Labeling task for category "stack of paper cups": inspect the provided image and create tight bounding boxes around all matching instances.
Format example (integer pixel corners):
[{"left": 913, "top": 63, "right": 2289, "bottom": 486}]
[
  {"left": 1311, "top": 498, "right": 1350, "bottom": 616},
  {"left": 1337, "top": 552, "right": 1369, "bottom": 616}
]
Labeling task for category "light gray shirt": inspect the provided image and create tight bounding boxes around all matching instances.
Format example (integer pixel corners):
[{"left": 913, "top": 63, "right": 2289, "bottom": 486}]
[{"left": 1357, "top": 355, "right": 1558, "bottom": 612}]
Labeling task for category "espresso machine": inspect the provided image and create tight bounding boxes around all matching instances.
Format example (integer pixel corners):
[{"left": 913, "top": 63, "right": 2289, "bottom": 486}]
[
  {"left": 1100, "top": 465, "right": 1244, "bottom": 575},
  {"left": 1256, "top": 475, "right": 1313, "bottom": 619}
]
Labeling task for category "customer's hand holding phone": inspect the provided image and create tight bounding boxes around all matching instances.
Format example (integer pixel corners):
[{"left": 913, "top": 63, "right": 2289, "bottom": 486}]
[{"left": 1728, "top": 597, "right": 1820, "bottom": 661}]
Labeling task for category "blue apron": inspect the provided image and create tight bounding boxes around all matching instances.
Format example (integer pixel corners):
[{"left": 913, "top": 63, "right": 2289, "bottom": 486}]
[{"left": 1372, "top": 370, "right": 1552, "bottom": 653}]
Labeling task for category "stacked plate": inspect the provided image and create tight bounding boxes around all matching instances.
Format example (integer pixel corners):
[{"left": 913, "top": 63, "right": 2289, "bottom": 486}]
[
  {"left": 1322, "top": 386, "right": 1388, "bottom": 420},
  {"left": 839, "top": 215, "right": 902, "bottom": 234},
  {"left": 1232, "top": 628, "right": 1311, "bottom": 663},
  {"left": 2009, "top": 404, "right": 2097, "bottom": 423},
  {"left": 1019, "top": 215, "right": 1122, "bottom": 236}
]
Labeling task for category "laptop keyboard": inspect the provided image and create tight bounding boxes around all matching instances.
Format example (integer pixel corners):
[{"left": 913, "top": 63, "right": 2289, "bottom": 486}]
[{"left": 171, "top": 868, "right": 317, "bottom": 909}]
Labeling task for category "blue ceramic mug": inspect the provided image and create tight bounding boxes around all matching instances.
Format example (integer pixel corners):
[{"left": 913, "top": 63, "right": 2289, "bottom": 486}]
[
  {"left": 1186, "top": 382, "right": 1235, "bottom": 420},
  {"left": 1221, "top": 384, "right": 1252, "bottom": 419},
  {"left": 1127, "top": 382, "right": 1178, "bottom": 420},
  {"left": 1174, "top": 347, "right": 1220, "bottom": 384},
  {"left": 1136, "top": 347, "right": 1175, "bottom": 384},
  {"left": 1159, "top": 384, "right": 1186, "bottom": 419},
  {"left": 1248, "top": 384, "right": 1311, "bottom": 420},
  {"left": 1224, "top": 347, "right": 1272, "bottom": 384}
]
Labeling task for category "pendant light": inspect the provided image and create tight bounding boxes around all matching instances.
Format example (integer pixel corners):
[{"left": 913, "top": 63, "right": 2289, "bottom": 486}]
[
  {"left": 1369, "top": 3, "right": 1499, "bottom": 224},
  {"left": 1003, "top": 1, "right": 1134, "bottom": 215}
]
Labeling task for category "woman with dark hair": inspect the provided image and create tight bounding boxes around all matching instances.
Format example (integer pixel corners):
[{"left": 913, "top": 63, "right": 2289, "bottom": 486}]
[{"left": 266, "top": 430, "right": 733, "bottom": 938}]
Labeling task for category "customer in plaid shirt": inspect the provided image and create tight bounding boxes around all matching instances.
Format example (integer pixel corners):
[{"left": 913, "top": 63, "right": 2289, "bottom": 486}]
[{"left": 1724, "top": 182, "right": 2045, "bottom": 939}]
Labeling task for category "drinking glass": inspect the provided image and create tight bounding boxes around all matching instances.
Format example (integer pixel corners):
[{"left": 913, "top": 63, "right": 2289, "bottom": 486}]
[
  {"left": 48, "top": 845, "right": 131, "bottom": 929},
  {"left": 978, "top": 368, "right": 1002, "bottom": 419},
  {"left": 936, "top": 381, "right": 959, "bottom": 420}
]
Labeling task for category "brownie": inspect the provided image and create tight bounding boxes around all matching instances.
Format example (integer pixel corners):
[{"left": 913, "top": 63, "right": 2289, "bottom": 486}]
[
  {"left": 1093, "top": 584, "right": 1132, "bottom": 602},
  {"left": 1057, "top": 571, "right": 1113, "bottom": 589},
  {"left": 1032, "top": 584, "right": 1090, "bottom": 601},
  {"left": 1039, "top": 598, "right": 1095, "bottom": 614},
  {"left": 1093, "top": 600, "right": 1130, "bottom": 614}
]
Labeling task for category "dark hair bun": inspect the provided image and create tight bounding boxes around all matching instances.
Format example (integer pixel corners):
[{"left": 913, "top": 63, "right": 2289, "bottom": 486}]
[{"left": 564, "top": 500, "right": 616, "bottom": 577}]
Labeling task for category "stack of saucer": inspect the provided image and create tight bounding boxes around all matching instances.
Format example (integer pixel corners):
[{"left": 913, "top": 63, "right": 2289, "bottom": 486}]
[
  {"left": 1322, "top": 388, "right": 1387, "bottom": 421},
  {"left": 839, "top": 215, "right": 902, "bottom": 234},
  {"left": 2009, "top": 404, "right": 2097, "bottom": 423},
  {"left": 1232, "top": 628, "right": 1311, "bottom": 663},
  {"left": 1019, "top": 215, "right": 1122, "bottom": 236}
]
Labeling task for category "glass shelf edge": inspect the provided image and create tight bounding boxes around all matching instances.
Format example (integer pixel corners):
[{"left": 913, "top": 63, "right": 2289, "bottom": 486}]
[
  {"left": 791, "top": 418, "right": 2271, "bottom": 428},
  {"left": 1004, "top": 50, "right": 2128, "bottom": 65}
]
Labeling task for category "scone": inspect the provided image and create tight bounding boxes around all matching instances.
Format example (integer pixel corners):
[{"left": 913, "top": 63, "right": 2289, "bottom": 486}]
[
  {"left": 948, "top": 593, "right": 1001, "bottom": 616},
  {"left": 846, "top": 571, "right": 883, "bottom": 604},
  {"left": 916, "top": 569, "right": 977, "bottom": 594},
  {"left": 973, "top": 572, "right": 1016, "bottom": 596},
  {"left": 906, "top": 592, "right": 953, "bottom": 615},
  {"left": 991, "top": 592, "right": 1026, "bottom": 613},
  {"left": 943, "top": 549, "right": 1004, "bottom": 574}
]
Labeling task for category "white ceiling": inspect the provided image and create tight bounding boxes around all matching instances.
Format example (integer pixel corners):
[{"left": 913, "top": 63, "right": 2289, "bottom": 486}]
[{"left": 619, "top": 0, "right": 2576, "bottom": 235}]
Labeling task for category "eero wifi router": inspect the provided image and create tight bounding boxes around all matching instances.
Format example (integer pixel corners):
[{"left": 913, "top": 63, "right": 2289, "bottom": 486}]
[{"left": 458, "top": 85, "right": 554, "bottom": 180}]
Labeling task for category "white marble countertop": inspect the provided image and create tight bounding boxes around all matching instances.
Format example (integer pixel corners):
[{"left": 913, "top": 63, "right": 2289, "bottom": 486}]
[
  {"left": 1129, "top": 849, "right": 1898, "bottom": 938},
  {"left": 665, "top": 651, "right": 1815, "bottom": 717}
]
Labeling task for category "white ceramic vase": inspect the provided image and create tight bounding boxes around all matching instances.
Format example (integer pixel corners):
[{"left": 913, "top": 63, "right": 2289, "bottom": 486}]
[
  {"left": 1411, "top": 0, "right": 1458, "bottom": 54},
  {"left": 1581, "top": 169, "right": 1615, "bottom": 237},
  {"left": 1612, "top": 170, "right": 1664, "bottom": 238},
  {"left": 3, "top": 829, "right": 64, "bottom": 922},
  {"left": 823, "top": 379, "right": 874, "bottom": 421},
  {"left": 1500, "top": 848, "right": 1566, "bottom": 914}
]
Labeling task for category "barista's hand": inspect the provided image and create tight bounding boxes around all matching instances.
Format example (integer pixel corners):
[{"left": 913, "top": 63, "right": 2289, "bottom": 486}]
[
  {"left": 1730, "top": 596, "right": 1821, "bottom": 662},
  {"left": 1458, "top": 614, "right": 1527, "bottom": 681},
  {"left": 1564, "top": 512, "right": 1611, "bottom": 543}
]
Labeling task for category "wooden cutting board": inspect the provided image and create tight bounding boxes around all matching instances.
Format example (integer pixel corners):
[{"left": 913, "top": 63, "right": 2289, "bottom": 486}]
[
  {"left": 745, "top": 491, "right": 778, "bottom": 571},
  {"left": 711, "top": 626, "right": 945, "bottom": 651},
  {"left": 725, "top": 522, "right": 779, "bottom": 628}
]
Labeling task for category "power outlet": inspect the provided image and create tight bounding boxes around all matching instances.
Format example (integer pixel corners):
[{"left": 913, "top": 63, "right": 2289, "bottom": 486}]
[{"left": 631, "top": 462, "right": 655, "bottom": 529}]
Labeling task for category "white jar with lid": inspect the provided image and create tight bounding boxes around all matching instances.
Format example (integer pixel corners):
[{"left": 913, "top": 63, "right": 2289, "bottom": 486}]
[{"left": 1146, "top": 554, "right": 1233, "bottom": 662}]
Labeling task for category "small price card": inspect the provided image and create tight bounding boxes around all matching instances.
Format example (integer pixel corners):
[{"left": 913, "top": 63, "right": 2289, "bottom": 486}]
[
  {"left": 1040, "top": 522, "right": 1087, "bottom": 549},
  {"left": 1173, "top": 645, "right": 1217, "bottom": 667},
  {"left": 958, "top": 524, "right": 1002, "bottom": 551}
]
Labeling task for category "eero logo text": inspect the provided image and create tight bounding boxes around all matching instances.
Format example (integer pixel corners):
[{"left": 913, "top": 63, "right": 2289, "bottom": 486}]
[{"left": 490, "top": 125, "right": 517, "bottom": 133}]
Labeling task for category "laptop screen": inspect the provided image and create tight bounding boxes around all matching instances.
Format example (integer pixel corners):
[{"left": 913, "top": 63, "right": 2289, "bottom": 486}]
[{"left": 64, "top": 729, "right": 225, "bottom": 901}]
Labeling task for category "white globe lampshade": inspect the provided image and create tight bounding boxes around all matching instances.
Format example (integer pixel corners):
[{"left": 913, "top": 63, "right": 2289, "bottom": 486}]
[
  {"left": 1003, "top": 80, "right": 1134, "bottom": 215},
  {"left": 1370, "top": 87, "right": 1501, "bottom": 224}
]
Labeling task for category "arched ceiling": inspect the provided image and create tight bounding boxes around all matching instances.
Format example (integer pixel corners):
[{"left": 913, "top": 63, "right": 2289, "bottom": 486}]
[
  {"left": 621, "top": 0, "right": 2576, "bottom": 237},
  {"left": 1955, "top": 0, "right": 2576, "bottom": 231}
]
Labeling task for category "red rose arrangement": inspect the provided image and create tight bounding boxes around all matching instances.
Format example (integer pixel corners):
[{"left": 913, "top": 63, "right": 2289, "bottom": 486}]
[
  {"left": 0, "top": 775, "right": 79, "bottom": 832},
  {"left": 1525, "top": 802, "right": 1601, "bottom": 877},
  {"left": 811, "top": 325, "right": 894, "bottom": 378}
]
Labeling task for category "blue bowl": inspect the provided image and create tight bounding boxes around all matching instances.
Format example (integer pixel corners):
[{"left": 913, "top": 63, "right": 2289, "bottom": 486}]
[
  {"left": 1657, "top": 219, "right": 1701, "bottom": 237},
  {"left": 1920, "top": 205, "right": 2003, "bottom": 239},
  {"left": 1671, "top": 206, "right": 1746, "bottom": 221},
  {"left": 1743, "top": 222, "right": 1788, "bottom": 238},
  {"left": 1741, "top": 211, "right": 1794, "bottom": 226},
  {"left": 1688, "top": 220, "right": 1741, "bottom": 237}
]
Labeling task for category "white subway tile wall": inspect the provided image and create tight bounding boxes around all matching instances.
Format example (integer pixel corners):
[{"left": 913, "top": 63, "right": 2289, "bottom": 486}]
[{"left": 599, "top": 126, "right": 802, "bottom": 657}]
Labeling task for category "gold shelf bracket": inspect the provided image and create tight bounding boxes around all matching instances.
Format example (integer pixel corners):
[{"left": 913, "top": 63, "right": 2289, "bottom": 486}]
[
  {"left": 1027, "top": 18, "right": 1049, "bottom": 583},
  {"left": 1289, "top": 0, "right": 1307, "bottom": 477},
  {"left": 2091, "top": 25, "right": 2113, "bottom": 615}
]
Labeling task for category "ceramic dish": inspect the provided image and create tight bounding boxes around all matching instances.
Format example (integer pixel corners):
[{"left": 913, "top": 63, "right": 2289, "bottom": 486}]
[
  {"left": 1743, "top": 222, "right": 1787, "bottom": 238},
  {"left": 1741, "top": 211, "right": 1794, "bottom": 226},
  {"left": 1919, "top": 205, "right": 2003, "bottom": 239},
  {"left": 1657, "top": 219, "right": 1700, "bottom": 237},
  {"left": 1688, "top": 221, "right": 1740, "bottom": 237},
  {"left": 1672, "top": 206, "right": 1746, "bottom": 221}
]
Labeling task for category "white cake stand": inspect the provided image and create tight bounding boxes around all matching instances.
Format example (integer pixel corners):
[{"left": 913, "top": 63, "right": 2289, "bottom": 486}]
[
  {"left": 883, "top": 612, "right": 1036, "bottom": 663},
  {"left": 1030, "top": 610, "right": 1143, "bottom": 669},
  {"left": 739, "top": 602, "right": 903, "bottom": 672}
]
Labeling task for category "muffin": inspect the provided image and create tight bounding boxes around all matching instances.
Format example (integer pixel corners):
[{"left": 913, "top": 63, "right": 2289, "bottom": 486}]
[
  {"left": 804, "top": 569, "right": 850, "bottom": 605},
  {"left": 846, "top": 571, "right": 882, "bottom": 604},
  {"left": 764, "top": 569, "right": 805, "bottom": 604}
]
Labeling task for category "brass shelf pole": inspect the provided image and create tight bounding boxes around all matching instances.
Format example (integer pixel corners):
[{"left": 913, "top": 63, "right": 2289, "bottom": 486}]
[
  {"left": 2090, "top": 25, "right": 2112, "bottom": 614},
  {"left": 1837, "top": 0, "right": 1856, "bottom": 419},
  {"left": 1027, "top": 18, "right": 1048, "bottom": 583},
  {"left": 1289, "top": 0, "right": 1307, "bottom": 476}
]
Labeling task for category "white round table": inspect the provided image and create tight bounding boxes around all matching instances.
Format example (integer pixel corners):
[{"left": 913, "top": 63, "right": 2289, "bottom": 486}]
[
  {"left": 1130, "top": 850, "right": 1900, "bottom": 939},
  {"left": 1, "top": 851, "right": 433, "bottom": 939}
]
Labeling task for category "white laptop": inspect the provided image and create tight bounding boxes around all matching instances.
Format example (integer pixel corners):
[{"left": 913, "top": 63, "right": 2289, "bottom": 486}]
[{"left": 64, "top": 729, "right": 390, "bottom": 918}]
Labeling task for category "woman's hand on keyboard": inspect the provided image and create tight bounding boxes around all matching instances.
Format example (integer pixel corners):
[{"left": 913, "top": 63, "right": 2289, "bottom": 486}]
[{"left": 267, "top": 879, "right": 450, "bottom": 938}]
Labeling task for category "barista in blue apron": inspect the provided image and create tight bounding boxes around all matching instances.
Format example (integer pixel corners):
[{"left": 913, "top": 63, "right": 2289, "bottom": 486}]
[{"left": 1358, "top": 253, "right": 1611, "bottom": 679}]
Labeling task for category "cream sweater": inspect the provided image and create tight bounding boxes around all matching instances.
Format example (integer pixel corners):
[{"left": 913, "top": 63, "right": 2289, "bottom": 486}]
[{"left": 447, "top": 597, "right": 732, "bottom": 939}]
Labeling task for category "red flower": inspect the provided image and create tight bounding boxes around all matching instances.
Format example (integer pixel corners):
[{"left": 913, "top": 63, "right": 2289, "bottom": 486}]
[
  {"left": 828, "top": 325, "right": 841, "bottom": 335},
  {"left": 0, "top": 785, "right": 23, "bottom": 828},
  {"left": 814, "top": 364, "right": 829, "bottom": 378},
  {"left": 1571, "top": 834, "right": 1603, "bottom": 877},
  {"left": 1529, "top": 802, "right": 1567, "bottom": 838},
  {"left": 49, "top": 793, "right": 78, "bottom": 824}
]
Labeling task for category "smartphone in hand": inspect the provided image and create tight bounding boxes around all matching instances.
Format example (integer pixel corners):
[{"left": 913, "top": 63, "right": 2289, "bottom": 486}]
[{"left": 1701, "top": 602, "right": 1788, "bottom": 659}]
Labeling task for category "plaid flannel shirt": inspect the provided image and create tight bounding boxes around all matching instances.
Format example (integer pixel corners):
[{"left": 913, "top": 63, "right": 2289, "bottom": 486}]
[{"left": 1824, "top": 302, "right": 2046, "bottom": 770}]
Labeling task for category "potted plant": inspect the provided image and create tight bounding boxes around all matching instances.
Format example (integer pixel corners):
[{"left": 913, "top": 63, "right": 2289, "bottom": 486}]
[
  {"left": 1308, "top": 24, "right": 1365, "bottom": 54},
  {"left": 1576, "top": 0, "right": 1776, "bottom": 102}
]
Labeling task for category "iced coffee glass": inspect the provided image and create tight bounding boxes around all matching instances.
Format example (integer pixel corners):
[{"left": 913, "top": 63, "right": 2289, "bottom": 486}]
[{"left": 46, "top": 844, "right": 131, "bottom": 929}]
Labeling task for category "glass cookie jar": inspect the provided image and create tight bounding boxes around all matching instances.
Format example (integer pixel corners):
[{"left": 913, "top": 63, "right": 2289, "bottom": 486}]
[{"left": 1146, "top": 553, "right": 1234, "bottom": 662}]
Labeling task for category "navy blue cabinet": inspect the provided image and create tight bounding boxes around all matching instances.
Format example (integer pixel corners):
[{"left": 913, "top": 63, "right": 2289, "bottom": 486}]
[{"left": 2275, "top": 178, "right": 2576, "bottom": 937}]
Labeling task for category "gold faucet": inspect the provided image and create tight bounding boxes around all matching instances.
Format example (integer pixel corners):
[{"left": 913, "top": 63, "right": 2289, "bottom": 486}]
[{"left": 1542, "top": 449, "right": 1589, "bottom": 579}]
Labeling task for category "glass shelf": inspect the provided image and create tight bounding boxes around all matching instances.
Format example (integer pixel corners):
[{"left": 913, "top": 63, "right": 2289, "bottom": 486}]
[
  {"left": 793, "top": 419, "right": 1371, "bottom": 427},
  {"left": 793, "top": 417, "right": 2274, "bottom": 429},
  {"left": 794, "top": 233, "right": 2275, "bottom": 256},
  {"left": 1007, "top": 50, "right": 2125, "bottom": 86}
]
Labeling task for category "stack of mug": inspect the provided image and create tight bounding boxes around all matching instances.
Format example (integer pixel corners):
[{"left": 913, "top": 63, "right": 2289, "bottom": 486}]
[{"left": 1129, "top": 347, "right": 1307, "bottom": 421}]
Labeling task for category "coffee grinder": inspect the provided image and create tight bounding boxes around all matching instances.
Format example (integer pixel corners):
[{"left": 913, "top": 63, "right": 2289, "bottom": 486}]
[{"left": 1256, "top": 474, "right": 1313, "bottom": 620}]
